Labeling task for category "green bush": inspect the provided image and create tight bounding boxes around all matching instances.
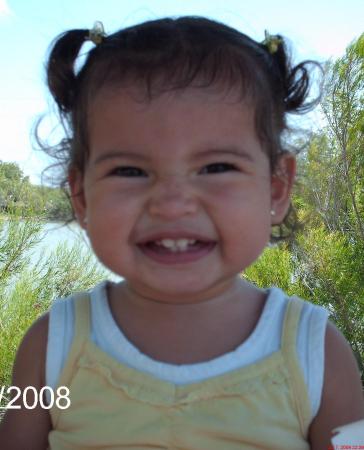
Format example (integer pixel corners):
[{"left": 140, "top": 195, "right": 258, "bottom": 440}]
[
  {"left": 0, "top": 210, "right": 107, "bottom": 392},
  {"left": 244, "top": 229, "right": 364, "bottom": 385}
]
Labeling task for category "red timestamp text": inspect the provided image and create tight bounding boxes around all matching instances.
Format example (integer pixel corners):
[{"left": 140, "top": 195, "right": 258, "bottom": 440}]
[{"left": 328, "top": 446, "right": 364, "bottom": 449}]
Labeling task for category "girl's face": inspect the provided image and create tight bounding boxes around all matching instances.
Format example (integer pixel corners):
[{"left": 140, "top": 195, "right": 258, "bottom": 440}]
[{"left": 69, "top": 84, "right": 295, "bottom": 303}]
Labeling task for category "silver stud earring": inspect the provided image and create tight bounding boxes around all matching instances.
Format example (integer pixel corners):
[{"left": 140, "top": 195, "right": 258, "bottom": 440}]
[{"left": 270, "top": 210, "right": 276, "bottom": 216}]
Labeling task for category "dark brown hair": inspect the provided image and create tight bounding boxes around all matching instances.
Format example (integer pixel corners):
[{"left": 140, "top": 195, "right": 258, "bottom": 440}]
[{"left": 39, "top": 16, "right": 321, "bottom": 240}]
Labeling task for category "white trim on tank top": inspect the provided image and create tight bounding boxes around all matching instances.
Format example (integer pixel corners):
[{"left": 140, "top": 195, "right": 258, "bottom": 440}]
[{"left": 46, "top": 281, "right": 328, "bottom": 419}]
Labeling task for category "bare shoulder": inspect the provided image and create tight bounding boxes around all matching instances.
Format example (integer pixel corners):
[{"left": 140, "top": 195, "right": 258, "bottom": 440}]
[
  {"left": 308, "top": 320, "right": 364, "bottom": 450},
  {"left": 14, "top": 312, "right": 49, "bottom": 378},
  {"left": 0, "top": 312, "right": 52, "bottom": 450}
]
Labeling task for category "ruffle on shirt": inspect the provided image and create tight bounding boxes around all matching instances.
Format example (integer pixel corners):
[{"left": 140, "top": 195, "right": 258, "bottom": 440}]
[{"left": 75, "top": 341, "right": 290, "bottom": 407}]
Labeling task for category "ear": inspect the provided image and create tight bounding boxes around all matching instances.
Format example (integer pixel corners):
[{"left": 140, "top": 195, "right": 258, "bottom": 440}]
[
  {"left": 68, "top": 167, "right": 87, "bottom": 229},
  {"left": 270, "top": 153, "right": 296, "bottom": 225}
]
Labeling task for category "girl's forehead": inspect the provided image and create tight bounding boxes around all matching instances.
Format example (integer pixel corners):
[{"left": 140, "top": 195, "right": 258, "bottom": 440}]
[
  {"left": 86, "top": 82, "right": 267, "bottom": 167},
  {"left": 89, "top": 81, "right": 254, "bottom": 111},
  {"left": 87, "top": 83, "right": 257, "bottom": 138}
]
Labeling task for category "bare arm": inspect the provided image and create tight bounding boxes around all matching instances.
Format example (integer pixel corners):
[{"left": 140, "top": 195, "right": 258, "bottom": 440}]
[
  {"left": 0, "top": 313, "right": 52, "bottom": 450},
  {"left": 308, "top": 320, "right": 364, "bottom": 450}
]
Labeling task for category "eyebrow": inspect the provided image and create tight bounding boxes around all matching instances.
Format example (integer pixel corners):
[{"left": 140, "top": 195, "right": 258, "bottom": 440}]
[{"left": 92, "top": 147, "right": 254, "bottom": 165}]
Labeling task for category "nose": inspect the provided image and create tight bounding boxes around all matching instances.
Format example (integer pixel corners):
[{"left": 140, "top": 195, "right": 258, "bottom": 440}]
[{"left": 147, "top": 175, "right": 198, "bottom": 220}]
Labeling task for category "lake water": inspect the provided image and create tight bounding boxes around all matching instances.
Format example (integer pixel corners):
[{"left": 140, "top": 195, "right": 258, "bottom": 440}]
[
  {"left": 3, "top": 220, "right": 122, "bottom": 283},
  {"left": 30, "top": 222, "right": 92, "bottom": 263}
]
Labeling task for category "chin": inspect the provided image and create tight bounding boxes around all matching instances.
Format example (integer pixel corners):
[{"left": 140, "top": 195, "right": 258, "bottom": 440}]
[{"left": 132, "top": 276, "right": 214, "bottom": 302}]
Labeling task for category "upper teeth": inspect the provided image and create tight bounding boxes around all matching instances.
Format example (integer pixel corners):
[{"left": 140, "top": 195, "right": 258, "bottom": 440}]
[{"left": 155, "top": 238, "right": 197, "bottom": 251}]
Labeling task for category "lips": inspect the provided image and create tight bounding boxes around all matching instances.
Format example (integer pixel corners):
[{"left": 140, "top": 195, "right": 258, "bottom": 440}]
[{"left": 135, "top": 230, "right": 217, "bottom": 264}]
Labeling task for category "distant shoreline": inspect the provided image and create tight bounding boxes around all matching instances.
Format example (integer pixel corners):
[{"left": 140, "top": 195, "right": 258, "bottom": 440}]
[{"left": 0, "top": 214, "right": 72, "bottom": 224}]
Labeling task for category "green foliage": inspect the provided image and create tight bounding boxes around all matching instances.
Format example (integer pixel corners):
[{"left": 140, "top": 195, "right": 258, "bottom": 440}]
[
  {"left": 40, "top": 186, "right": 72, "bottom": 221},
  {"left": 0, "top": 207, "right": 44, "bottom": 286},
  {"left": 0, "top": 211, "right": 107, "bottom": 390},
  {"left": 321, "top": 33, "right": 364, "bottom": 241},
  {"left": 30, "top": 241, "right": 108, "bottom": 302},
  {"left": 0, "top": 161, "right": 72, "bottom": 222},
  {"left": 245, "top": 34, "right": 364, "bottom": 384},
  {"left": 304, "top": 36, "right": 364, "bottom": 378},
  {"left": 294, "top": 228, "right": 364, "bottom": 367},
  {"left": 244, "top": 229, "right": 364, "bottom": 382},
  {"left": 0, "top": 162, "right": 31, "bottom": 211},
  {"left": 244, "top": 244, "right": 296, "bottom": 295},
  {"left": 0, "top": 161, "right": 25, "bottom": 185}
]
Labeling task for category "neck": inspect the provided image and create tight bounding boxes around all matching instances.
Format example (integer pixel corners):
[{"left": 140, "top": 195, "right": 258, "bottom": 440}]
[
  {"left": 106, "top": 277, "right": 268, "bottom": 365},
  {"left": 108, "top": 277, "right": 263, "bottom": 322}
]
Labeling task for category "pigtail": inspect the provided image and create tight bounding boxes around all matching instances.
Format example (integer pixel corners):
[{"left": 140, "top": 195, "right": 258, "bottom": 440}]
[
  {"left": 283, "top": 59, "right": 320, "bottom": 114},
  {"left": 267, "top": 36, "right": 321, "bottom": 114},
  {"left": 46, "top": 29, "right": 89, "bottom": 112}
]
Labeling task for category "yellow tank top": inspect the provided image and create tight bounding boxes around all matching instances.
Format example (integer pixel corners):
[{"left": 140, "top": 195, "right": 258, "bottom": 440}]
[{"left": 48, "top": 292, "right": 312, "bottom": 449}]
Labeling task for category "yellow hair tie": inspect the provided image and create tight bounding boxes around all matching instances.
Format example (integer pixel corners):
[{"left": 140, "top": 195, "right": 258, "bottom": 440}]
[
  {"left": 262, "top": 30, "right": 282, "bottom": 54},
  {"left": 88, "top": 21, "right": 106, "bottom": 45}
]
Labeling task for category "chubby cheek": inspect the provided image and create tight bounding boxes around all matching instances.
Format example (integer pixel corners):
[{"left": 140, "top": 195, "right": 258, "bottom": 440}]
[
  {"left": 206, "top": 183, "right": 271, "bottom": 263},
  {"left": 86, "top": 222, "right": 135, "bottom": 278},
  {"left": 219, "top": 216, "right": 271, "bottom": 267},
  {"left": 86, "top": 182, "right": 139, "bottom": 222},
  {"left": 85, "top": 189, "right": 141, "bottom": 253}
]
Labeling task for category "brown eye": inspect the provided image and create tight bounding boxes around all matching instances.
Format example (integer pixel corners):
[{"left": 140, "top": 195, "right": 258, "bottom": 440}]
[
  {"left": 110, "top": 167, "right": 147, "bottom": 177},
  {"left": 200, "top": 163, "right": 238, "bottom": 174}
]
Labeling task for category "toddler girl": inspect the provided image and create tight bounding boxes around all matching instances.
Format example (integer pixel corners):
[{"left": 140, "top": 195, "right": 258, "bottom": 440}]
[{"left": 1, "top": 16, "right": 363, "bottom": 450}]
